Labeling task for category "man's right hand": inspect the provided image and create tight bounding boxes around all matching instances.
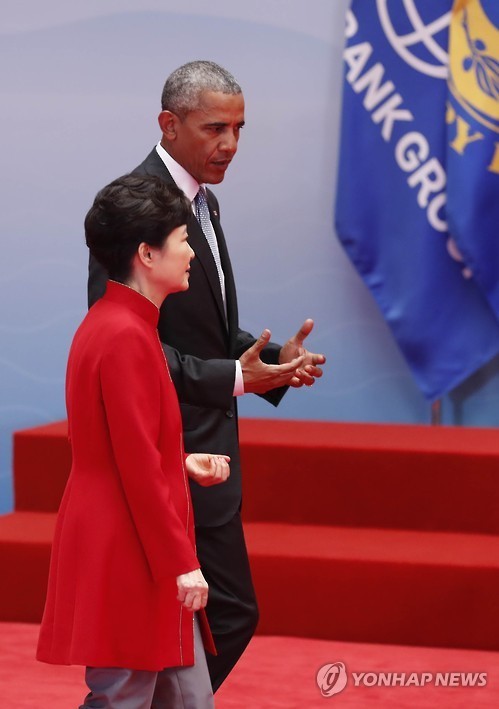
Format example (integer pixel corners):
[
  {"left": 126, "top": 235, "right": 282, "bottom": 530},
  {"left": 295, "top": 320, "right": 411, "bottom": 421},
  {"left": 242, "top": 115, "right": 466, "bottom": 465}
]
[{"left": 239, "top": 329, "right": 304, "bottom": 394}]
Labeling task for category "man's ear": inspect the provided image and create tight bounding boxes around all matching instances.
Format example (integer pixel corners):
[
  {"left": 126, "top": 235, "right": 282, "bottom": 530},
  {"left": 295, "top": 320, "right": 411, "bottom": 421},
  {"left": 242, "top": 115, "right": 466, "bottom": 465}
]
[{"left": 158, "top": 110, "right": 178, "bottom": 142}]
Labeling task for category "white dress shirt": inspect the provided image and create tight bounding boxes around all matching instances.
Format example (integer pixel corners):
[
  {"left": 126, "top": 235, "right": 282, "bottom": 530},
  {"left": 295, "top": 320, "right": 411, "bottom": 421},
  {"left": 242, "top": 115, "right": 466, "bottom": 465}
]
[{"left": 155, "top": 142, "right": 244, "bottom": 396}]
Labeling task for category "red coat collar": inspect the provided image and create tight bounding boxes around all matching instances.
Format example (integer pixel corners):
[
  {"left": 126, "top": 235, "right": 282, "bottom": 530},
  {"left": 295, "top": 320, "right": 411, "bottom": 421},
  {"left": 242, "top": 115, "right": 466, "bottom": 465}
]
[{"left": 104, "top": 280, "right": 159, "bottom": 328}]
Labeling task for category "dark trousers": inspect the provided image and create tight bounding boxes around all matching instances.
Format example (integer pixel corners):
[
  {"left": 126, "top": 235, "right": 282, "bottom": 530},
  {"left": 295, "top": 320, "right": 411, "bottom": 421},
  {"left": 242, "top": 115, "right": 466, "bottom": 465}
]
[{"left": 195, "top": 512, "right": 259, "bottom": 693}]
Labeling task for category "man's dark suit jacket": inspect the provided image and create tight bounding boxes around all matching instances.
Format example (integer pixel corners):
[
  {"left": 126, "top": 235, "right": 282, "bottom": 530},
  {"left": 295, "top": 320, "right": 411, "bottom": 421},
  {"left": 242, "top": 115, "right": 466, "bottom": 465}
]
[{"left": 88, "top": 148, "right": 285, "bottom": 527}]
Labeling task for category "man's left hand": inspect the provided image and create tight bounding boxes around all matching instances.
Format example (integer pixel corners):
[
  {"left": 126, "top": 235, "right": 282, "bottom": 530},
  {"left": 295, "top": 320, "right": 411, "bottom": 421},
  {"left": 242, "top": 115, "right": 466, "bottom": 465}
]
[{"left": 279, "top": 319, "right": 326, "bottom": 387}]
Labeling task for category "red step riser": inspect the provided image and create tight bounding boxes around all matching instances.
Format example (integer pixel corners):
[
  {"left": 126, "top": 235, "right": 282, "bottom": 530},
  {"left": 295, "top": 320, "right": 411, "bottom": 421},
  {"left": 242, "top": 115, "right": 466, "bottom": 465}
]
[
  {"left": 13, "top": 421, "right": 499, "bottom": 536},
  {"left": 241, "top": 446, "right": 499, "bottom": 534},
  {"left": 0, "top": 543, "right": 50, "bottom": 623},
  {"left": 251, "top": 555, "right": 499, "bottom": 651},
  {"left": 14, "top": 423, "right": 71, "bottom": 513}
]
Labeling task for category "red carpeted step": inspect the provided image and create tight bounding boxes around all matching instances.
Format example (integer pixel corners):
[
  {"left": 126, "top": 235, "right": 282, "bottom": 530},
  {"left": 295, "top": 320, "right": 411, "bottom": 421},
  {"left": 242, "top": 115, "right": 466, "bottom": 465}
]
[
  {"left": 6, "top": 418, "right": 499, "bottom": 652},
  {"left": 0, "top": 511, "right": 56, "bottom": 622},
  {"left": 240, "top": 419, "right": 499, "bottom": 535},
  {"left": 13, "top": 419, "right": 499, "bottom": 537},
  {"left": 3, "top": 511, "right": 498, "bottom": 652},
  {"left": 245, "top": 522, "right": 499, "bottom": 651},
  {"left": 13, "top": 421, "right": 70, "bottom": 513}
]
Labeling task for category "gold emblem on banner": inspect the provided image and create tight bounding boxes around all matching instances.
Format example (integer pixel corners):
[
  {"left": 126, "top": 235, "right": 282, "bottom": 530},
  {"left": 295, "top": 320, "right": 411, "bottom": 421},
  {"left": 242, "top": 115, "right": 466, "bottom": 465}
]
[{"left": 448, "top": 0, "right": 499, "bottom": 133}]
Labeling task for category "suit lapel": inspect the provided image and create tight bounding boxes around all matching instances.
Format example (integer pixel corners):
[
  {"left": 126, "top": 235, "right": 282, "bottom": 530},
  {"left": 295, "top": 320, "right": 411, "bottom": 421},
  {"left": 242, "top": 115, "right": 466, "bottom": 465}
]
[{"left": 208, "top": 199, "right": 238, "bottom": 339}]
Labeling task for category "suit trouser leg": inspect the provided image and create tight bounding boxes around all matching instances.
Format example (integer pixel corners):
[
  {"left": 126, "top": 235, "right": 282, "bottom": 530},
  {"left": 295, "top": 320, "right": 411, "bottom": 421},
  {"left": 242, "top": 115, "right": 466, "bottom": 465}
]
[
  {"left": 80, "top": 616, "right": 213, "bottom": 708},
  {"left": 80, "top": 668, "right": 156, "bottom": 709},
  {"left": 195, "top": 512, "right": 259, "bottom": 693},
  {"left": 151, "top": 615, "right": 214, "bottom": 708}
]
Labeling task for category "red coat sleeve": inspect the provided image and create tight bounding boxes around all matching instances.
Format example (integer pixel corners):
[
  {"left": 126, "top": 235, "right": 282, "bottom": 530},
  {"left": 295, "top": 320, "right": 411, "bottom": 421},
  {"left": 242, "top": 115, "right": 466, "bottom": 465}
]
[{"left": 99, "top": 326, "right": 199, "bottom": 582}]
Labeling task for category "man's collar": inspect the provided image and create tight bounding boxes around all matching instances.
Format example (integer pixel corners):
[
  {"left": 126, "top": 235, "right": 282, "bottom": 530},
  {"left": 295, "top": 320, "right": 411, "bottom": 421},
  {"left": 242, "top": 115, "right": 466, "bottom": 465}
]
[{"left": 155, "top": 142, "right": 200, "bottom": 202}]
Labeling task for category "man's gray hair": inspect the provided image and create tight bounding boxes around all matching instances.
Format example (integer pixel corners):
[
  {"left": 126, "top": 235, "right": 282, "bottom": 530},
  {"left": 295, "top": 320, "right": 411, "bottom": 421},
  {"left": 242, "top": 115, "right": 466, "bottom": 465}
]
[{"left": 161, "top": 60, "right": 242, "bottom": 117}]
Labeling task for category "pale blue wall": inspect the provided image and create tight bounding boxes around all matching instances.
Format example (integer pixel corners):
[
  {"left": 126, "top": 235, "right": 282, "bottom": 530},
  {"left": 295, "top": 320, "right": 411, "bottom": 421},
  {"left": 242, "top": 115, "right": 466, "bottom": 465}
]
[{"left": 1, "top": 1, "right": 498, "bottom": 512}]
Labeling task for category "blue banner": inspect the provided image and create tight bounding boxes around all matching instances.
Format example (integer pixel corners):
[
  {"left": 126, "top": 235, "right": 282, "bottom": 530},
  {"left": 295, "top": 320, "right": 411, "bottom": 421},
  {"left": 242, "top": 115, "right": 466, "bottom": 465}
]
[
  {"left": 446, "top": 0, "right": 499, "bottom": 320},
  {"left": 335, "top": 0, "right": 499, "bottom": 400}
]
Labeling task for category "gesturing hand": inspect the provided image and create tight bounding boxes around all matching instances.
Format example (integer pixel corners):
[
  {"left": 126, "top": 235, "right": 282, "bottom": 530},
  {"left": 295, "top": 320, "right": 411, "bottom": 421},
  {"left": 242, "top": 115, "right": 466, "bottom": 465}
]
[
  {"left": 186, "top": 453, "right": 230, "bottom": 487},
  {"left": 176, "top": 568, "right": 208, "bottom": 611},
  {"left": 279, "top": 319, "right": 326, "bottom": 387},
  {"left": 240, "top": 329, "right": 305, "bottom": 394}
]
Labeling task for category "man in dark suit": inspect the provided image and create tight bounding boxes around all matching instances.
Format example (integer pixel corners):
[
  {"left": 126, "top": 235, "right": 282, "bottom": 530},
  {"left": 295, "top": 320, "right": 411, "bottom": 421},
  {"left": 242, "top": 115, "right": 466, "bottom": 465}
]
[{"left": 88, "top": 60, "right": 325, "bottom": 692}]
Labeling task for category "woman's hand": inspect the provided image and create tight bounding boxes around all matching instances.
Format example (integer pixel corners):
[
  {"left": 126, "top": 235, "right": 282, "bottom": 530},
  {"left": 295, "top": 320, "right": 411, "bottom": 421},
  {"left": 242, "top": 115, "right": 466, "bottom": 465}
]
[
  {"left": 186, "top": 453, "right": 230, "bottom": 487},
  {"left": 176, "top": 568, "right": 209, "bottom": 611}
]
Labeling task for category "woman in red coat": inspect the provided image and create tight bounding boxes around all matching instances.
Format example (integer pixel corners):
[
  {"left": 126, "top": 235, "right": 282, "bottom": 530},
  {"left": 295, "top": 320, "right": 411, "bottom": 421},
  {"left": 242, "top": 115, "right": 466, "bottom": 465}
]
[{"left": 37, "top": 174, "right": 229, "bottom": 708}]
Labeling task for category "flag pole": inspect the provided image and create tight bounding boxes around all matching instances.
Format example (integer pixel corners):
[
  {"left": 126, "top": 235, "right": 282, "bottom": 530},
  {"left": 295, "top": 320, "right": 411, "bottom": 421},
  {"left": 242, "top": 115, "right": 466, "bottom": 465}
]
[{"left": 431, "top": 400, "right": 442, "bottom": 426}]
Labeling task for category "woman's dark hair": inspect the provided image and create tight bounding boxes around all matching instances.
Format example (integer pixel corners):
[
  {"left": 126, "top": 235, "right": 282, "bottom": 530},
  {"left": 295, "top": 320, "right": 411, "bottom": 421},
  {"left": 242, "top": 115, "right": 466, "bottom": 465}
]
[{"left": 85, "top": 174, "right": 191, "bottom": 282}]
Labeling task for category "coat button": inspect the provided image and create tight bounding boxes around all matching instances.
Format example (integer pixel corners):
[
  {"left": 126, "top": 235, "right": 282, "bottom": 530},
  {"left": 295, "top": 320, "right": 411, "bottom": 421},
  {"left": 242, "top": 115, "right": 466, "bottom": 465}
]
[{"left": 226, "top": 410, "right": 234, "bottom": 418}]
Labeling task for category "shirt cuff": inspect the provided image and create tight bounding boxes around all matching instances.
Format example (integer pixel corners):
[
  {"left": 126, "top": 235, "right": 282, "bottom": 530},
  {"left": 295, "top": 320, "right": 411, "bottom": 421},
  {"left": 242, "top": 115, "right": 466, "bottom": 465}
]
[{"left": 233, "top": 360, "right": 245, "bottom": 397}]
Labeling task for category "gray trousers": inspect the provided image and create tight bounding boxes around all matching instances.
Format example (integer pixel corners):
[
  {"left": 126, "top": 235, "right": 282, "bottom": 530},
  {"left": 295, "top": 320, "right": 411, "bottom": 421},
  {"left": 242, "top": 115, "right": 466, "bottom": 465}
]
[{"left": 79, "top": 616, "right": 214, "bottom": 709}]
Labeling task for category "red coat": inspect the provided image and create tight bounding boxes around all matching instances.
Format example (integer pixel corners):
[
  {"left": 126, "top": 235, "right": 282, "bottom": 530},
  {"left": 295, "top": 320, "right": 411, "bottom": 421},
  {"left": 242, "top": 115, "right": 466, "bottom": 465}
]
[{"left": 37, "top": 281, "right": 214, "bottom": 671}]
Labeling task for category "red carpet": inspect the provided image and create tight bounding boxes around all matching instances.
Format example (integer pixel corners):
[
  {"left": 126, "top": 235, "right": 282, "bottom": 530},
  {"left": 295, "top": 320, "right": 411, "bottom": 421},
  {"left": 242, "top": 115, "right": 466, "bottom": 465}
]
[{"left": 1, "top": 623, "right": 498, "bottom": 707}]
